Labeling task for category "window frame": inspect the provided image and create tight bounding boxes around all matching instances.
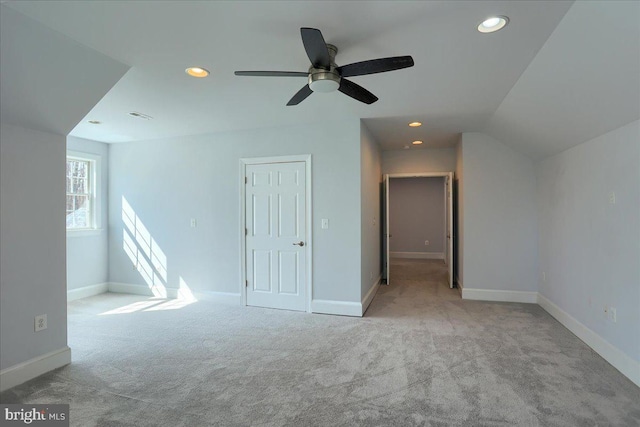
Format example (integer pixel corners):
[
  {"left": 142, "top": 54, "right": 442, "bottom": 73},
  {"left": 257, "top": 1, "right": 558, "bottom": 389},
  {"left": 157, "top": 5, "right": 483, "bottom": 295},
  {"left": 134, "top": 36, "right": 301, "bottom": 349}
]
[{"left": 66, "top": 151, "right": 102, "bottom": 236}]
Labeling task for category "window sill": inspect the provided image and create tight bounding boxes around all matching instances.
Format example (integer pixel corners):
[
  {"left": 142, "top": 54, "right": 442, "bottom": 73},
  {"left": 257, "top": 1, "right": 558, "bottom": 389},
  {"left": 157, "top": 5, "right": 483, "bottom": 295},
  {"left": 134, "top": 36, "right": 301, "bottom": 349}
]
[{"left": 66, "top": 228, "right": 103, "bottom": 237}]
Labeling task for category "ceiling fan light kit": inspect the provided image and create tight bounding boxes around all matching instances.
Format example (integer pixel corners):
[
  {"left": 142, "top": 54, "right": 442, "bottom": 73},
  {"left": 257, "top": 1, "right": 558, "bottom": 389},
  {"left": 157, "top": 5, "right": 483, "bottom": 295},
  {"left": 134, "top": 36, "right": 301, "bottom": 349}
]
[
  {"left": 308, "top": 72, "right": 340, "bottom": 93},
  {"left": 235, "top": 27, "right": 414, "bottom": 105}
]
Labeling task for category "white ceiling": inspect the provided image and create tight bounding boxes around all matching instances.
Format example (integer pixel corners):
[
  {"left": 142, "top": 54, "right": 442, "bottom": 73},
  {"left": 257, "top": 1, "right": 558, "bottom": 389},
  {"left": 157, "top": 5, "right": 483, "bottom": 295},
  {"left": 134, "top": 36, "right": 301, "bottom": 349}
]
[
  {"left": 2, "top": 1, "right": 639, "bottom": 158},
  {"left": 0, "top": 5, "right": 129, "bottom": 137}
]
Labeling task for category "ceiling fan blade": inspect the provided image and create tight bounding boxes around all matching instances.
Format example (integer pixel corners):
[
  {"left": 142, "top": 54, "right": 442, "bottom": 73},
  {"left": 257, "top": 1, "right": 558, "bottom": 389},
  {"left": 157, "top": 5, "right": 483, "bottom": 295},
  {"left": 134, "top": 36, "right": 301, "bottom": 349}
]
[
  {"left": 338, "top": 79, "right": 378, "bottom": 104},
  {"left": 337, "top": 56, "right": 414, "bottom": 77},
  {"left": 301, "top": 27, "right": 331, "bottom": 69},
  {"left": 234, "top": 71, "right": 308, "bottom": 77},
  {"left": 287, "top": 84, "right": 313, "bottom": 106}
]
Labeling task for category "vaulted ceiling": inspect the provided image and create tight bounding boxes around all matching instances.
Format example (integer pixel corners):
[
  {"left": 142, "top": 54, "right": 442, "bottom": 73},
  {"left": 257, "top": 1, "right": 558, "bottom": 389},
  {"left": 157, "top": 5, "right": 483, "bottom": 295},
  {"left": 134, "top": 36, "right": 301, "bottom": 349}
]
[{"left": 2, "top": 1, "right": 638, "bottom": 159}]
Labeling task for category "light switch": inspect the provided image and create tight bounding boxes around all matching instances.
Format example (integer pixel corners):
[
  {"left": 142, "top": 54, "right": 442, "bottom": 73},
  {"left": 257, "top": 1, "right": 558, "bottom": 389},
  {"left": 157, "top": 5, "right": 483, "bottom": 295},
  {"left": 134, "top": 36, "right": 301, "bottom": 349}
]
[
  {"left": 321, "top": 219, "right": 329, "bottom": 229},
  {"left": 190, "top": 218, "right": 197, "bottom": 228}
]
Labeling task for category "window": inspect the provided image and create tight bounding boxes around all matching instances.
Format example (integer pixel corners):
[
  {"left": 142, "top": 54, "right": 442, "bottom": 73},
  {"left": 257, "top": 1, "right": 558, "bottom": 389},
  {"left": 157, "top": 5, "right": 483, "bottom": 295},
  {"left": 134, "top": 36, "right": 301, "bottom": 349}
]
[{"left": 66, "top": 152, "right": 100, "bottom": 231}]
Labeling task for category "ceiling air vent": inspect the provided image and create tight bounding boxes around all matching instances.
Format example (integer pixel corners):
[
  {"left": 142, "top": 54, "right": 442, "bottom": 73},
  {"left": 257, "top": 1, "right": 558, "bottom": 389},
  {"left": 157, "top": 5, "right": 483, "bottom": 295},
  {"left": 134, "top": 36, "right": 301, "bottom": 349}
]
[{"left": 128, "top": 111, "right": 153, "bottom": 120}]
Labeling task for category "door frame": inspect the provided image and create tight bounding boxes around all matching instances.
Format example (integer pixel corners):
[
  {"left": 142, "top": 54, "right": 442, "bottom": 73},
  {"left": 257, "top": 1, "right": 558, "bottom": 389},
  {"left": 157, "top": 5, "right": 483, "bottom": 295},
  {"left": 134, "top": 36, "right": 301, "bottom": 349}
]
[
  {"left": 384, "top": 172, "right": 454, "bottom": 287},
  {"left": 239, "top": 155, "right": 313, "bottom": 312}
]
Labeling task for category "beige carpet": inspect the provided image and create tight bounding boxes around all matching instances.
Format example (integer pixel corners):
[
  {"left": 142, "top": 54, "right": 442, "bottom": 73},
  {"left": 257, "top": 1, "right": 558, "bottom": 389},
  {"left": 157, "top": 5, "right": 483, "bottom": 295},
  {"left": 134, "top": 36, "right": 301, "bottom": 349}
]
[{"left": 2, "top": 258, "right": 639, "bottom": 426}]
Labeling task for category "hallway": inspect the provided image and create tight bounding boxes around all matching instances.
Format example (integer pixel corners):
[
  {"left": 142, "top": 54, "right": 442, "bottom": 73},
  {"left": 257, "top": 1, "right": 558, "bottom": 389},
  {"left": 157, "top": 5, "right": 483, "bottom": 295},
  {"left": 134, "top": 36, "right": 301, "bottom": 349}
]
[{"left": 383, "top": 258, "right": 460, "bottom": 302}]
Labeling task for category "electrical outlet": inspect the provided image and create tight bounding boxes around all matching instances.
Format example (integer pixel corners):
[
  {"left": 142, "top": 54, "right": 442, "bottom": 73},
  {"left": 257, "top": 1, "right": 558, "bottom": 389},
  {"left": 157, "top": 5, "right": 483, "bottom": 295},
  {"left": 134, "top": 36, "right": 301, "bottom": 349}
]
[
  {"left": 424, "top": 240, "right": 430, "bottom": 246},
  {"left": 610, "top": 307, "right": 617, "bottom": 323},
  {"left": 609, "top": 191, "right": 616, "bottom": 204},
  {"left": 542, "top": 271, "right": 546, "bottom": 282},
  {"left": 190, "top": 218, "right": 197, "bottom": 228},
  {"left": 35, "top": 314, "right": 47, "bottom": 332}
]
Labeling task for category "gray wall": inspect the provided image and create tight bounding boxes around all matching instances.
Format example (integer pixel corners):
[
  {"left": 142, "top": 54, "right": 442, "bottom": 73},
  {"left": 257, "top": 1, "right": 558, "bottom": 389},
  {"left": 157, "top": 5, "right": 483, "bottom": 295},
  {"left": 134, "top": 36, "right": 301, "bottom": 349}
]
[
  {"left": 108, "top": 120, "right": 363, "bottom": 304},
  {"left": 0, "top": 5, "right": 127, "bottom": 382},
  {"left": 389, "top": 178, "right": 445, "bottom": 254},
  {"left": 360, "top": 123, "right": 382, "bottom": 300},
  {"left": 66, "top": 136, "right": 109, "bottom": 291},
  {"left": 0, "top": 124, "right": 68, "bottom": 370},
  {"left": 461, "top": 133, "right": 538, "bottom": 292},
  {"left": 536, "top": 120, "right": 639, "bottom": 363},
  {"left": 382, "top": 147, "right": 456, "bottom": 174}
]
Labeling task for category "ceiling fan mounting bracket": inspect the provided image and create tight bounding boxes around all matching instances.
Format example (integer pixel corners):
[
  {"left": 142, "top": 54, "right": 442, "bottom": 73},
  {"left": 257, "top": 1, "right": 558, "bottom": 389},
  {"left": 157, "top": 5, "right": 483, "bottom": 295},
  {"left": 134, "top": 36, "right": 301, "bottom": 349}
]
[{"left": 325, "top": 43, "right": 338, "bottom": 67}]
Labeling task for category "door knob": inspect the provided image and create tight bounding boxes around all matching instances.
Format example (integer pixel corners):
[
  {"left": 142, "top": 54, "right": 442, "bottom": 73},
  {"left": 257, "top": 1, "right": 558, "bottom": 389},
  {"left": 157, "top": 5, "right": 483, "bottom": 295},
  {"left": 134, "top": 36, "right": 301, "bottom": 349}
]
[{"left": 293, "top": 241, "right": 305, "bottom": 247}]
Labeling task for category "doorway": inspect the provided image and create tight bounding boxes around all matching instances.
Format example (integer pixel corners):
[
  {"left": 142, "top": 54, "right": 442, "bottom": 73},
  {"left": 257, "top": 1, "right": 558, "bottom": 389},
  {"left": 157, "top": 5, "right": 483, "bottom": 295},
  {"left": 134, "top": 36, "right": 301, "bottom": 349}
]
[
  {"left": 383, "top": 172, "right": 454, "bottom": 287},
  {"left": 240, "top": 155, "right": 312, "bottom": 312}
]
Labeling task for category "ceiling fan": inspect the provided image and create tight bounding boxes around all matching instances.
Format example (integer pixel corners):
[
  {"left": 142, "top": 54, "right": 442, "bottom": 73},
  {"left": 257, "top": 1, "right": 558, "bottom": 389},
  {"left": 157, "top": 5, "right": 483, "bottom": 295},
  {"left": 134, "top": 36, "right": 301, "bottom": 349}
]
[{"left": 234, "top": 27, "right": 414, "bottom": 106}]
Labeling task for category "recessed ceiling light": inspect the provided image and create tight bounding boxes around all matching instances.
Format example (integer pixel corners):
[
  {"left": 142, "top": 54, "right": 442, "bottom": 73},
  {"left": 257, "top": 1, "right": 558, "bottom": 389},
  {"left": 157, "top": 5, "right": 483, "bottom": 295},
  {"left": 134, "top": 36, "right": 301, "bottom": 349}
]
[
  {"left": 185, "top": 67, "right": 210, "bottom": 78},
  {"left": 87, "top": 120, "right": 101, "bottom": 125},
  {"left": 478, "top": 16, "right": 509, "bottom": 33},
  {"left": 408, "top": 121, "right": 422, "bottom": 127},
  {"left": 412, "top": 140, "right": 423, "bottom": 145}
]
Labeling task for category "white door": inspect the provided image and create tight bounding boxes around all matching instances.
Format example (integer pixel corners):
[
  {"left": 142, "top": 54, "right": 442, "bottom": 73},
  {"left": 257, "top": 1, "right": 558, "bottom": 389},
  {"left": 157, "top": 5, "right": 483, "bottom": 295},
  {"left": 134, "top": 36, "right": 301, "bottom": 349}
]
[
  {"left": 245, "top": 162, "right": 307, "bottom": 311},
  {"left": 384, "top": 174, "right": 391, "bottom": 285},
  {"left": 445, "top": 173, "right": 454, "bottom": 288}
]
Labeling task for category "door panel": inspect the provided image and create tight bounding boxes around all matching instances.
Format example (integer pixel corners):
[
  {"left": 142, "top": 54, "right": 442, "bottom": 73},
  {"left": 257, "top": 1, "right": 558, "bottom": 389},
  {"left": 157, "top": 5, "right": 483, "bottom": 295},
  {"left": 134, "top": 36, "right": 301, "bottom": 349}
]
[
  {"left": 253, "top": 250, "right": 272, "bottom": 292},
  {"left": 278, "top": 194, "right": 298, "bottom": 237},
  {"left": 278, "top": 251, "right": 298, "bottom": 294},
  {"left": 252, "top": 194, "right": 271, "bottom": 236},
  {"left": 246, "top": 162, "right": 306, "bottom": 311}
]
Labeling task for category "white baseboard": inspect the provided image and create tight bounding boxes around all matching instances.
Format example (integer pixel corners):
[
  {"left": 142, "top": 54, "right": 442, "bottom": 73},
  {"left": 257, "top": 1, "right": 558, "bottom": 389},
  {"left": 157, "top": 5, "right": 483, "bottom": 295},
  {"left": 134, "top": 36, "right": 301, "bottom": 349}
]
[
  {"left": 195, "top": 291, "right": 241, "bottom": 305},
  {"left": 107, "top": 282, "right": 156, "bottom": 297},
  {"left": 107, "top": 282, "right": 179, "bottom": 298},
  {"left": 67, "top": 282, "right": 242, "bottom": 305},
  {"left": 361, "top": 275, "right": 382, "bottom": 315},
  {"left": 537, "top": 294, "right": 640, "bottom": 387},
  {"left": 462, "top": 288, "right": 538, "bottom": 303},
  {"left": 0, "top": 346, "right": 71, "bottom": 392},
  {"left": 391, "top": 251, "right": 444, "bottom": 260},
  {"left": 311, "top": 299, "right": 362, "bottom": 317},
  {"left": 67, "top": 282, "right": 108, "bottom": 301}
]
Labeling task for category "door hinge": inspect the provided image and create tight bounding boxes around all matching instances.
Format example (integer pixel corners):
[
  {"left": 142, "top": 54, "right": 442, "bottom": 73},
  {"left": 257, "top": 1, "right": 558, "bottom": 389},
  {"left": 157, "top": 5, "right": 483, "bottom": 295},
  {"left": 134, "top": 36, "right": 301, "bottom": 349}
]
[
  {"left": 245, "top": 279, "right": 248, "bottom": 287},
  {"left": 245, "top": 177, "right": 248, "bottom": 184},
  {"left": 245, "top": 228, "right": 248, "bottom": 236}
]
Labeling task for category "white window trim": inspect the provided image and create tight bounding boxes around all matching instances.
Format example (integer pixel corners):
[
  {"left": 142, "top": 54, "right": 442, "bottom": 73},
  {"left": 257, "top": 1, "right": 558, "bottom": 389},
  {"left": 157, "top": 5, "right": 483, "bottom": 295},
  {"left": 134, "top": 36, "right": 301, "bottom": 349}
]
[{"left": 66, "top": 150, "right": 103, "bottom": 236}]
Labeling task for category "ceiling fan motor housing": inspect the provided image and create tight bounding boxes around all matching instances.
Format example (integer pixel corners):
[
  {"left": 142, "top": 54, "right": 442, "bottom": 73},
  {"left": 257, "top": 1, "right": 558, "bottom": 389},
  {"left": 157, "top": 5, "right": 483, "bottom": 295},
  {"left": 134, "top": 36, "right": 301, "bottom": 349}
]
[{"left": 308, "top": 43, "right": 340, "bottom": 92}]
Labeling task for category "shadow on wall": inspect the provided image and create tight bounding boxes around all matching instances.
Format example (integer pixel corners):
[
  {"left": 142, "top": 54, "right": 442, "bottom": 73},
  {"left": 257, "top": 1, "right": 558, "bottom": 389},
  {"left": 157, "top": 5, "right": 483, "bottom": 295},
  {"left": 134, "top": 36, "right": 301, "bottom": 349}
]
[{"left": 103, "top": 196, "right": 197, "bottom": 315}]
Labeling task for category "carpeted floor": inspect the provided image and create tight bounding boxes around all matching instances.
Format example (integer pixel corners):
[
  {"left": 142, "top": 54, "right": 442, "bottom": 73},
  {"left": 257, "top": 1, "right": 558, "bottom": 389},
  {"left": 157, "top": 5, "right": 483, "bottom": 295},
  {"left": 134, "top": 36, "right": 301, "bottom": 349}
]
[{"left": 2, "top": 259, "right": 639, "bottom": 426}]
